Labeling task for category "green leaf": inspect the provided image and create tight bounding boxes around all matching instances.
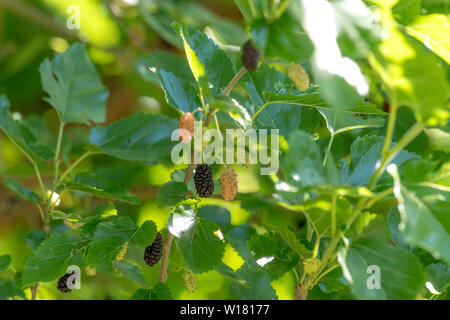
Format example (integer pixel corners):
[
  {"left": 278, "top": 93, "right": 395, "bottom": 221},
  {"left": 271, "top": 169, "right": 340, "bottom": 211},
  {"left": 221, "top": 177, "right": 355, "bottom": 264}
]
[
  {"left": 80, "top": 202, "right": 118, "bottom": 228},
  {"left": 246, "top": 65, "right": 302, "bottom": 136},
  {"left": 212, "top": 96, "right": 253, "bottom": 129},
  {"left": 0, "top": 255, "right": 11, "bottom": 272},
  {"left": 168, "top": 207, "right": 225, "bottom": 273},
  {"left": 421, "top": 0, "right": 449, "bottom": 14},
  {"left": 114, "top": 261, "right": 147, "bottom": 287},
  {"left": 140, "top": 0, "right": 245, "bottom": 47},
  {"left": 130, "top": 282, "right": 172, "bottom": 300},
  {"left": 172, "top": 21, "right": 236, "bottom": 96},
  {"left": 65, "top": 172, "right": 140, "bottom": 205},
  {"left": 223, "top": 224, "right": 257, "bottom": 264},
  {"left": 371, "top": 15, "right": 449, "bottom": 124},
  {"left": 331, "top": 0, "right": 383, "bottom": 58},
  {"left": 339, "top": 219, "right": 427, "bottom": 299},
  {"left": 85, "top": 216, "right": 140, "bottom": 273},
  {"left": 284, "top": 130, "right": 327, "bottom": 187},
  {"left": 264, "top": 92, "right": 387, "bottom": 115},
  {"left": 387, "top": 208, "right": 410, "bottom": 250},
  {"left": 25, "top": 230, "right": 47, "bottom": 250},
  {"left": 317, "top": 266, "right": 349, "bottom": 294},
  {"left": 2, "top": 179, "right": 40, "bottom": 204},
  {"left": 0, "top": 95, "right": 53, "bottom": 161},
  {"left": 171, "top": 169, "right": 196, "bottom": 194},
  {"left": 136, "top": 51, "right": 193, "bottom": 85},
  {"left": 197, "top": 205, "right": 231, "bottom": 228},
  {"left": 348, "top": 135, "right": 418, "bottom": 186},
  {"left": 250, "top": 10, "right": 313, "bottom": 62},
  {"left": 248, "top": 231, "right": 300, "bottom": 280},
  {"left": 302, "top": 195, "right": 352, "bottom": 238},
  {"left": 156, "top": 69, "right": 201, "bottom": 113},
  {"left": 157, "top": 181, "right": 187, "bottom": 207},
  {"left": 230, "top": 263, "right": 278, "bottom": 300},
  {"left": 133, "top": 220, "right": 157, "bottom": 248},
  {"left": 407, "top": 14, "right": 450, "bottom": 64},
  {"left": 426, "top": 263, "right": 450, "bottom": 293},
  {"left": 233, "top": 0, "right": 271, "bottom": 23},
  {"left": 39, "top": 43, "right": 108, "bottom": 124},
  {"left": 22, "top": 231, "right": 90, "bottom": 286},
  {"left": 389, "top": 167, "right": 450, "bottom": 264},
  {"left": 318, "top": 108, "right": 385, "bottom": 136},
  {"left": 0, "top": 278, "right": 25, "bottom": 300},
  {"left": 89, "top": 113, "right": 178, "bottom": 165},
  {"left": 297, "top": 0, "right": 378, "bottom": 110},
  {"left": 424, "top": 128, "right": 450, "bottom": 153},
  {"left": 273, "top": 227, "right": 312, "bottom": 260},
  {"left": 392, "top": 0, "right": 421, "bottom": 24}
]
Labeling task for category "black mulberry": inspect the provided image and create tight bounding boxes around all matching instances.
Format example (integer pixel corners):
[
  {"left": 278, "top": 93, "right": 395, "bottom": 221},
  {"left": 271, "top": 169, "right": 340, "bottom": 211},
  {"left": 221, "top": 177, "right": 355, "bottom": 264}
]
[
  {"left": 144, "top": 232, "right": 163, "bottom": 266},
  {"left": 242, "top": 40, "right": 260, "bottom": 71},
  {"left": 57, "top": 271, "right": 76, "bottom": 293},
  {"left": 194, "top": 164, "right": 214, "bottom": 197}
]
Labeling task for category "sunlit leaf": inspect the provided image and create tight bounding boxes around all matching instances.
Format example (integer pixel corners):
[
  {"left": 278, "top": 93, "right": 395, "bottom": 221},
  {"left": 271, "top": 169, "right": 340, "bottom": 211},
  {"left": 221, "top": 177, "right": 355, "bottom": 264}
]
[
  {"left": 407, "top": 14, "right": 450, "bottom": 64},
  {"left": 130, "top": 283, "right": 173, "bottom": 300},
  {"left": 40, "top": 43, "right": 108, "bottom": 124},
  {"left": 169, "top": 207, "right": 225, "bottom": 273},
  {"left": 0, "top": 96, "right": 53, "bottom": 161},
  {"left": 339, "top": 219, "right": 427, "bottom": 299},
  {"left": 89, "top": 113, "right": 178, "bottom": 165},
  {"left": 22, "top": 231, "right": 90, "bottom": 286}
]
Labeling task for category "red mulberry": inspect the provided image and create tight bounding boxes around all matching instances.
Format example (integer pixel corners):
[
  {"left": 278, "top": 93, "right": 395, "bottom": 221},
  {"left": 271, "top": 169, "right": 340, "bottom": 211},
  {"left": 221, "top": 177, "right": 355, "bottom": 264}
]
[{"left": 179, "top": 112, "right": 195, "bottom": 143}]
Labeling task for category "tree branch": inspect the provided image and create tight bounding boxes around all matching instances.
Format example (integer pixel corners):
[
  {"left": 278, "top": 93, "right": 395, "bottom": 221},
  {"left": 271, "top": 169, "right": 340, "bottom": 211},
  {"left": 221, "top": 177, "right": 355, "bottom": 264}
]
[{"left": 294, "top": 282, "right": 309, "bottom": 300}]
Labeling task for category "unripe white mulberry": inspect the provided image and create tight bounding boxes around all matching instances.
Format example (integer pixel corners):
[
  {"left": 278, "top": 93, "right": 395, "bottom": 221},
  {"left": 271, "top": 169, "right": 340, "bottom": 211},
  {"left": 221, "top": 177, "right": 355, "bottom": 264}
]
[
  {"left": 303, "top": 257, "right": 321, "bottom": 274},
  {"left": 288, "top": 64, "right": 310, "bottom": 91},
  {"left": 116, "top": 242, "right": 128, "bottom": 261},
  {"left": 182, "top": 269, "right": 197, "bottom": 293},
  {"left": 85, "top": 266, "right": 97, "bottom": 276}
]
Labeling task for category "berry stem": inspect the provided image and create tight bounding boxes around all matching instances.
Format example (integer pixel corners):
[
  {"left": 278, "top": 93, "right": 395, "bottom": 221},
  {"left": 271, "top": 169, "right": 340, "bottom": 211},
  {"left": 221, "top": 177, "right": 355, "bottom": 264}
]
[{"left": 222, "top": 66, "right": 247, "bottom": 96}]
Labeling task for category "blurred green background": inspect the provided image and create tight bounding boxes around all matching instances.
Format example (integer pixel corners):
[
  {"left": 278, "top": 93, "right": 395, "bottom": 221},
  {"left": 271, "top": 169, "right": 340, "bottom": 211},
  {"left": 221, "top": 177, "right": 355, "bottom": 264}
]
[{"left": 0, "top": 0, "right": 314, "bottom": 300}]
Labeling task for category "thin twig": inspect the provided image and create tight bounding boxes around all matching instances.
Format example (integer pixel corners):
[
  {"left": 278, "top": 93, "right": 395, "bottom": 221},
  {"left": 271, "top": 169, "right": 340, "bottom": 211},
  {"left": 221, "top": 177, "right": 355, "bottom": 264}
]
[{"left": 158, "top": 233, "right": 174, "bottom": 283}]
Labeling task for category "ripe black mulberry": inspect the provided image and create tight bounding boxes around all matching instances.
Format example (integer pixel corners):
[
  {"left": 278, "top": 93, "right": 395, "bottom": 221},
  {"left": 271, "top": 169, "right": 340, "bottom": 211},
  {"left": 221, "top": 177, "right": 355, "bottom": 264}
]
[
  {"left": 194, "top": 164, "right": 214, "bottom": 197},
  {"left": 242, "top": 40, "right": 260, "bottom": 71},
  {"left": 144, "top": 232, "right": 163, "bottom": 266},
  {"left": 57, "top": 271, "right": 76, "bottom": 293}
]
